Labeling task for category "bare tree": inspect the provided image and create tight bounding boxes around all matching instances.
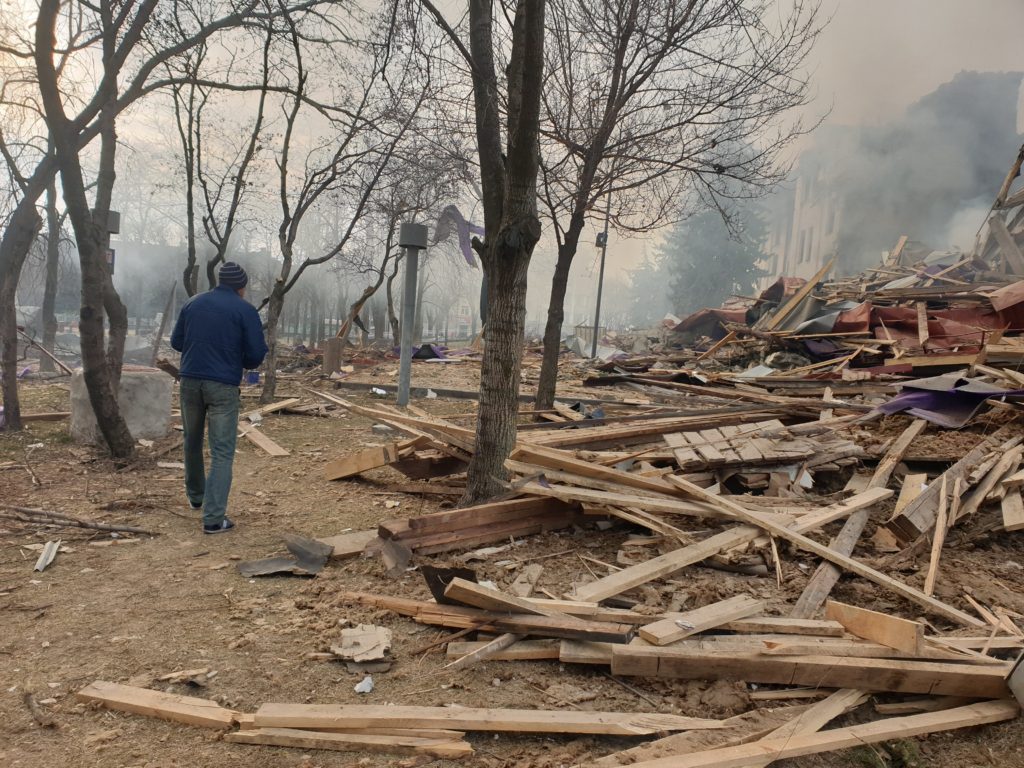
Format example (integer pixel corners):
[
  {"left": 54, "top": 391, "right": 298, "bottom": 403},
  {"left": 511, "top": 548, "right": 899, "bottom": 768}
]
[
  {"left": 168, "top": 23, "right": 274, "bottom": 296},
  {"left": 422, "top": 0, "right": 547, "bottom": 503},
  {"left": 22, "top": 0, "right": 324, "bottom": 454},
  {"left": 256, "top": 5, "right": 430, "bottom": 402},
  {"left": 531, "top": 0, "right": 822, "bottom": 409}
]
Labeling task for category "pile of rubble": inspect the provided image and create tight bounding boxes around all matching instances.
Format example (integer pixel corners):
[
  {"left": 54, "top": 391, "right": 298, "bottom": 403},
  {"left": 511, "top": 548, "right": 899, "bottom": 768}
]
[{"left": 69, "top": 146, "right": 1024, "bottom": 765}]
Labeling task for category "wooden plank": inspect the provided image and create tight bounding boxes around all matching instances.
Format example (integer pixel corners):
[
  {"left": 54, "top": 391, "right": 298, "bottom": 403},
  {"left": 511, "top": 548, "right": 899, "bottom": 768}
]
[
  {"left": 559, "top": 639, "right": 614, "bottom": 665},
  {"left": 924, "top": 476, "right": 949, "bottom": 596},
  {"left": 763, "top": 258, "right": 835, "bottom": 331},
  {"left": 608, "top": 700, "right": 1019, "bottom": 768},
  {"left": 510, "top": 563, "right": 544, "bottom": 598},
  {"left": 639, "top": 596, "right": 765, "bottom": 646},
  {"left": 825, "top": 600, "right": 923, "bottom": 654},
  {"left": 718, "top": 617, "right": 844, "bottom": 637},
  {"left": 889, "top": 425, "right": 1015, "bottom": 543},
  {"left": 520, "top": 481, "right": 730, "bottom": 521},
  {"left": 403, "top": 496, "right": 578, "bottom": 536},
  {"left": 955, "top": 444, "right": 1023, "bottom": 524},
  {"left": 316, "top": 529, "right": 379, "bottom": 560},
  {"left": 990, "top": 213, "right": 1024, "bottom": 275},
  {"left": 1002, "top": 490, "right": 1024, "bottom": 532},
  {"left": 895, "top": 473, "right": 928, "bottom": 515},
  {"left": 916, "top": 302, "right": 930, "bottom": 348},
  {"left": 664, "top": 475, "right": 985, "bottom": 628},
  {"left": 741, "top": 689, "right": 868, "bottom": 768},
  {"left": 792, "top": 419, "right": 927, "bottom": 619},
  {"left": 510, "top": 443, "right": 679, "bottom": 496},
  {"left": 225, "top": 727, "right": 472, "bottom": 758},
  {"left": 446, "top": 639, "right": 559, "bottom": 661},
  {"left": 21, "top": 411, "right": 71, "bottom": 422},
  {"left": 239, "top": 425, "right": 289, "bottom": 456},
  {"left": 570, "top": 488, "right": 891, "bottom": 603},
  {"left": 610, "top": 646, "right": 1011, "bottom": 698},
  {"left": 323, "top": 439, "right": 422, "bottom": 481},
  {"left": 340, "top": 590, "right": 634, "bottom": 643},
  {"left": 445, "top": 632, "right": 524, "bottom": 670},
  {"left": 444, "top": 578, "right": 567, "bottom": 617},
  {"left": 253, "top": 703, "right": 727, "bottom": 736},
  {"left": 250, "top": 397, "right": 302, "bottom": 417},
  {"left": 76, "top": 681, "right": 237, "bottom": 729}
]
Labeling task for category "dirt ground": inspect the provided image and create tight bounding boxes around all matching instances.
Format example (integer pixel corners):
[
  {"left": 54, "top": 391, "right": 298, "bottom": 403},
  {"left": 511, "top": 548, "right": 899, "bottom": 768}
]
[{"left": 3, "top": 362, "right": 1024, "bottom": 768}]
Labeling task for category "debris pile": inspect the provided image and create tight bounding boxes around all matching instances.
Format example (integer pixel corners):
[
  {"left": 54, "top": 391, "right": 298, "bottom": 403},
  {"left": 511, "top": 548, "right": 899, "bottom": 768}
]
[{"left": 70, "top": 146, "right": 1024, "bottom": 765}]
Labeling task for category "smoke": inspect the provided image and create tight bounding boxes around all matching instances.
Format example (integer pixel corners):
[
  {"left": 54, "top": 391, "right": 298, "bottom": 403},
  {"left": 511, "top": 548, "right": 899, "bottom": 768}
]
[{"left": 796, "top": 71, "right": 1024, "bottom": 272}]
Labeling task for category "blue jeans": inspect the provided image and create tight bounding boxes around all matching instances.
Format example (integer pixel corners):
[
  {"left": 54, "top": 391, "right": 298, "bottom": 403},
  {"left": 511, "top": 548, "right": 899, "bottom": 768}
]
[{"left": 180, "top": 378, "right": 240, "bottom": 526}]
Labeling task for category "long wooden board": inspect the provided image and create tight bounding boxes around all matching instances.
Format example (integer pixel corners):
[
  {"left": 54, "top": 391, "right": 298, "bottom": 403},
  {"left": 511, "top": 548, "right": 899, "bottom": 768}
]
[
  {"left": 444, "top": 578, "right": 567, "bottom": 617},
  {"left": 253, "top": 704, "right": 727, "bottom": 736},
  {"left": 239, "top": 425, "right": 289, "bottom": 457},
  {"left": 598, "top": 700, "right": 1019, "bottom": 768},
  {"left": 610, "top": 646, "right": 1010, "bottom": 697},
  {"left": 792, "top": 419, "right": 926, "bottom": 619},
  {"left": 225, "top": 727, "right": 471, "bottom": 758},
  {"left": 825, "top": 600, "right": 923, "bottom": 654},
  {"left": 447, "top": 639, "right": 560, "bottom": 661},
  {"left": 76, "top": 681, "right": 237, "bottom": 729},
  {"left": 664, "top": 475, "right": 985, "bottom": 628},
  {"left": 571, "top": 488, "right": 891, "bottom": 603}
]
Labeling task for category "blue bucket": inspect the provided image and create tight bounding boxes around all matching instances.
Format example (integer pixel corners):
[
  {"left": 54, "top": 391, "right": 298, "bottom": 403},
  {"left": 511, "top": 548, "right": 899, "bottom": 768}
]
[{"left": 245, "top": 370, "right": 260, "bottom": 385}]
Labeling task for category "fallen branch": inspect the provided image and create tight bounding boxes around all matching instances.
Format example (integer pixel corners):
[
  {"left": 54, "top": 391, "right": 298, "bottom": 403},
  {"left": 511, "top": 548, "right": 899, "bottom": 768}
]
[{"left": 0, "top": 505, "right": 156, "bottom": 536}]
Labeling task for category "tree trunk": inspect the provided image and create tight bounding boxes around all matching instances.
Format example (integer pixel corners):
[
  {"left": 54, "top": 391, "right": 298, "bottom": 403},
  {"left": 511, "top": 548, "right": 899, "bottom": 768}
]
[
  {"left": 386, "top": 255, "right": 401, "bottom": 342},
  {"left": 0, "top": 202, "right": 43, "bottom": 430},
  {"left": 371, "top": 296, "right": 386, "bottom": 344},
  {"left": 462, "top": 246, "right": 532, "bottom": 502},
  {"left": 460, "top": 0, "right": 546, "bottom": 504},
  {"left": 40, "top": 182, "right": 62, "bottom": 373},
  {"left": 534, "top": 235, "right": 581, "bottom": 409},
  {"left": 260, "top": 286, "right": 284, "bottom": 403}
]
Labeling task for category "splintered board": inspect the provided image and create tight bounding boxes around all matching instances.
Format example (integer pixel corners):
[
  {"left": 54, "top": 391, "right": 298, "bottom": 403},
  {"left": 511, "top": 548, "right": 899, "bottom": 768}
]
[{"left": 76, "top": 681, "right": 238, "bottom": 729}]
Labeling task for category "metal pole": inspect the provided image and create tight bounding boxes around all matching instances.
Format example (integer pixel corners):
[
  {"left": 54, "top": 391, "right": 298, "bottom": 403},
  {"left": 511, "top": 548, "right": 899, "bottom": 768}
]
[
  {"left": 591, "top": 191, "right": 612, "bottom": 358},
  {"left": 396, "top": 246, "right": 420, "bottom": 406}
]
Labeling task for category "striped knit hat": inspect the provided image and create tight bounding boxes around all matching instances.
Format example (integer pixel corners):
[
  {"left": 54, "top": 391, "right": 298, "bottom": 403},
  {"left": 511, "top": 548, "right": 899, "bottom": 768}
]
[{"left": 219, "top": 261, "right": 248, "bottom": 290}]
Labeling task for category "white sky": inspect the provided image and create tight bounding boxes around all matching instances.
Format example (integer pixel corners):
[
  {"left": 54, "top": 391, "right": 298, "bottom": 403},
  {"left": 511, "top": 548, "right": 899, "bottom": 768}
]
[{"left": 565, "top": 0, "right": 1024, "bottom": 317}]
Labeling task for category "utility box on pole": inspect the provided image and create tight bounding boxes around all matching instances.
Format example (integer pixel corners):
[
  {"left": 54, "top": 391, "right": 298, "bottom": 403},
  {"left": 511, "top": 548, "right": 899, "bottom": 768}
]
[{"left": 397, "top": 223, "right": 429, "bottom": 407}]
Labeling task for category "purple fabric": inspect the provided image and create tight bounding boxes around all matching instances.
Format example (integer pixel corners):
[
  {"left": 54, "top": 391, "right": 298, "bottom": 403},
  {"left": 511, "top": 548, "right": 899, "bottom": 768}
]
[
  {"left": 877, "top": 387, "right": 1024, "bottom": 428},
  {"left": 434, "top": 205, "right": 484, "bottom": 268}
]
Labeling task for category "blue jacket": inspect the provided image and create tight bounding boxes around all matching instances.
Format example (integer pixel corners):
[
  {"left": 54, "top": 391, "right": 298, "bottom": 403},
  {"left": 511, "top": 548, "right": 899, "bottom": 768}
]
[{"left": 170, "top": 286, "right": 268, "bottom": 386}]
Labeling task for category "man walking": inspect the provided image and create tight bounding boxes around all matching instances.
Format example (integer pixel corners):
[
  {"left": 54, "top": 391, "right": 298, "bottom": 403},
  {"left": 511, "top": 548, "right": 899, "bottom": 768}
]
[{"left": 171, "top": 262, "right": 267, "bottom": 534}]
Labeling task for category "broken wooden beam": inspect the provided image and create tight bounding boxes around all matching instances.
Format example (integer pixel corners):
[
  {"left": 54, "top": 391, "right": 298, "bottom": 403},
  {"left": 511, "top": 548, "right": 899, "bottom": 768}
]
[{"left": 76, "top": 681, "right": 238, "bottom": 729}]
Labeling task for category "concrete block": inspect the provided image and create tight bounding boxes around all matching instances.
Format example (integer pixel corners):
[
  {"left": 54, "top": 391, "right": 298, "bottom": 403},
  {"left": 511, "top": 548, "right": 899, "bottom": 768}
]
[{"left": 71, "top": 366, "right": 173, "bottom": 444}]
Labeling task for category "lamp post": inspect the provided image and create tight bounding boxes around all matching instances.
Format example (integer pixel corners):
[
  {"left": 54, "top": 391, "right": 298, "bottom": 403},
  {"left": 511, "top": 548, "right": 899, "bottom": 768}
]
[{"left": 397, "top": 222, "right": 428, "bottom": 406}]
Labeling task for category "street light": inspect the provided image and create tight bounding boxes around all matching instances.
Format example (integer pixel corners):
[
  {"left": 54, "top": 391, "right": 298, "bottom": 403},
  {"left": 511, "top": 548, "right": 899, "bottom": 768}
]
[{"left": 397, "top": 222, "right": 428, "bottom": 406}]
